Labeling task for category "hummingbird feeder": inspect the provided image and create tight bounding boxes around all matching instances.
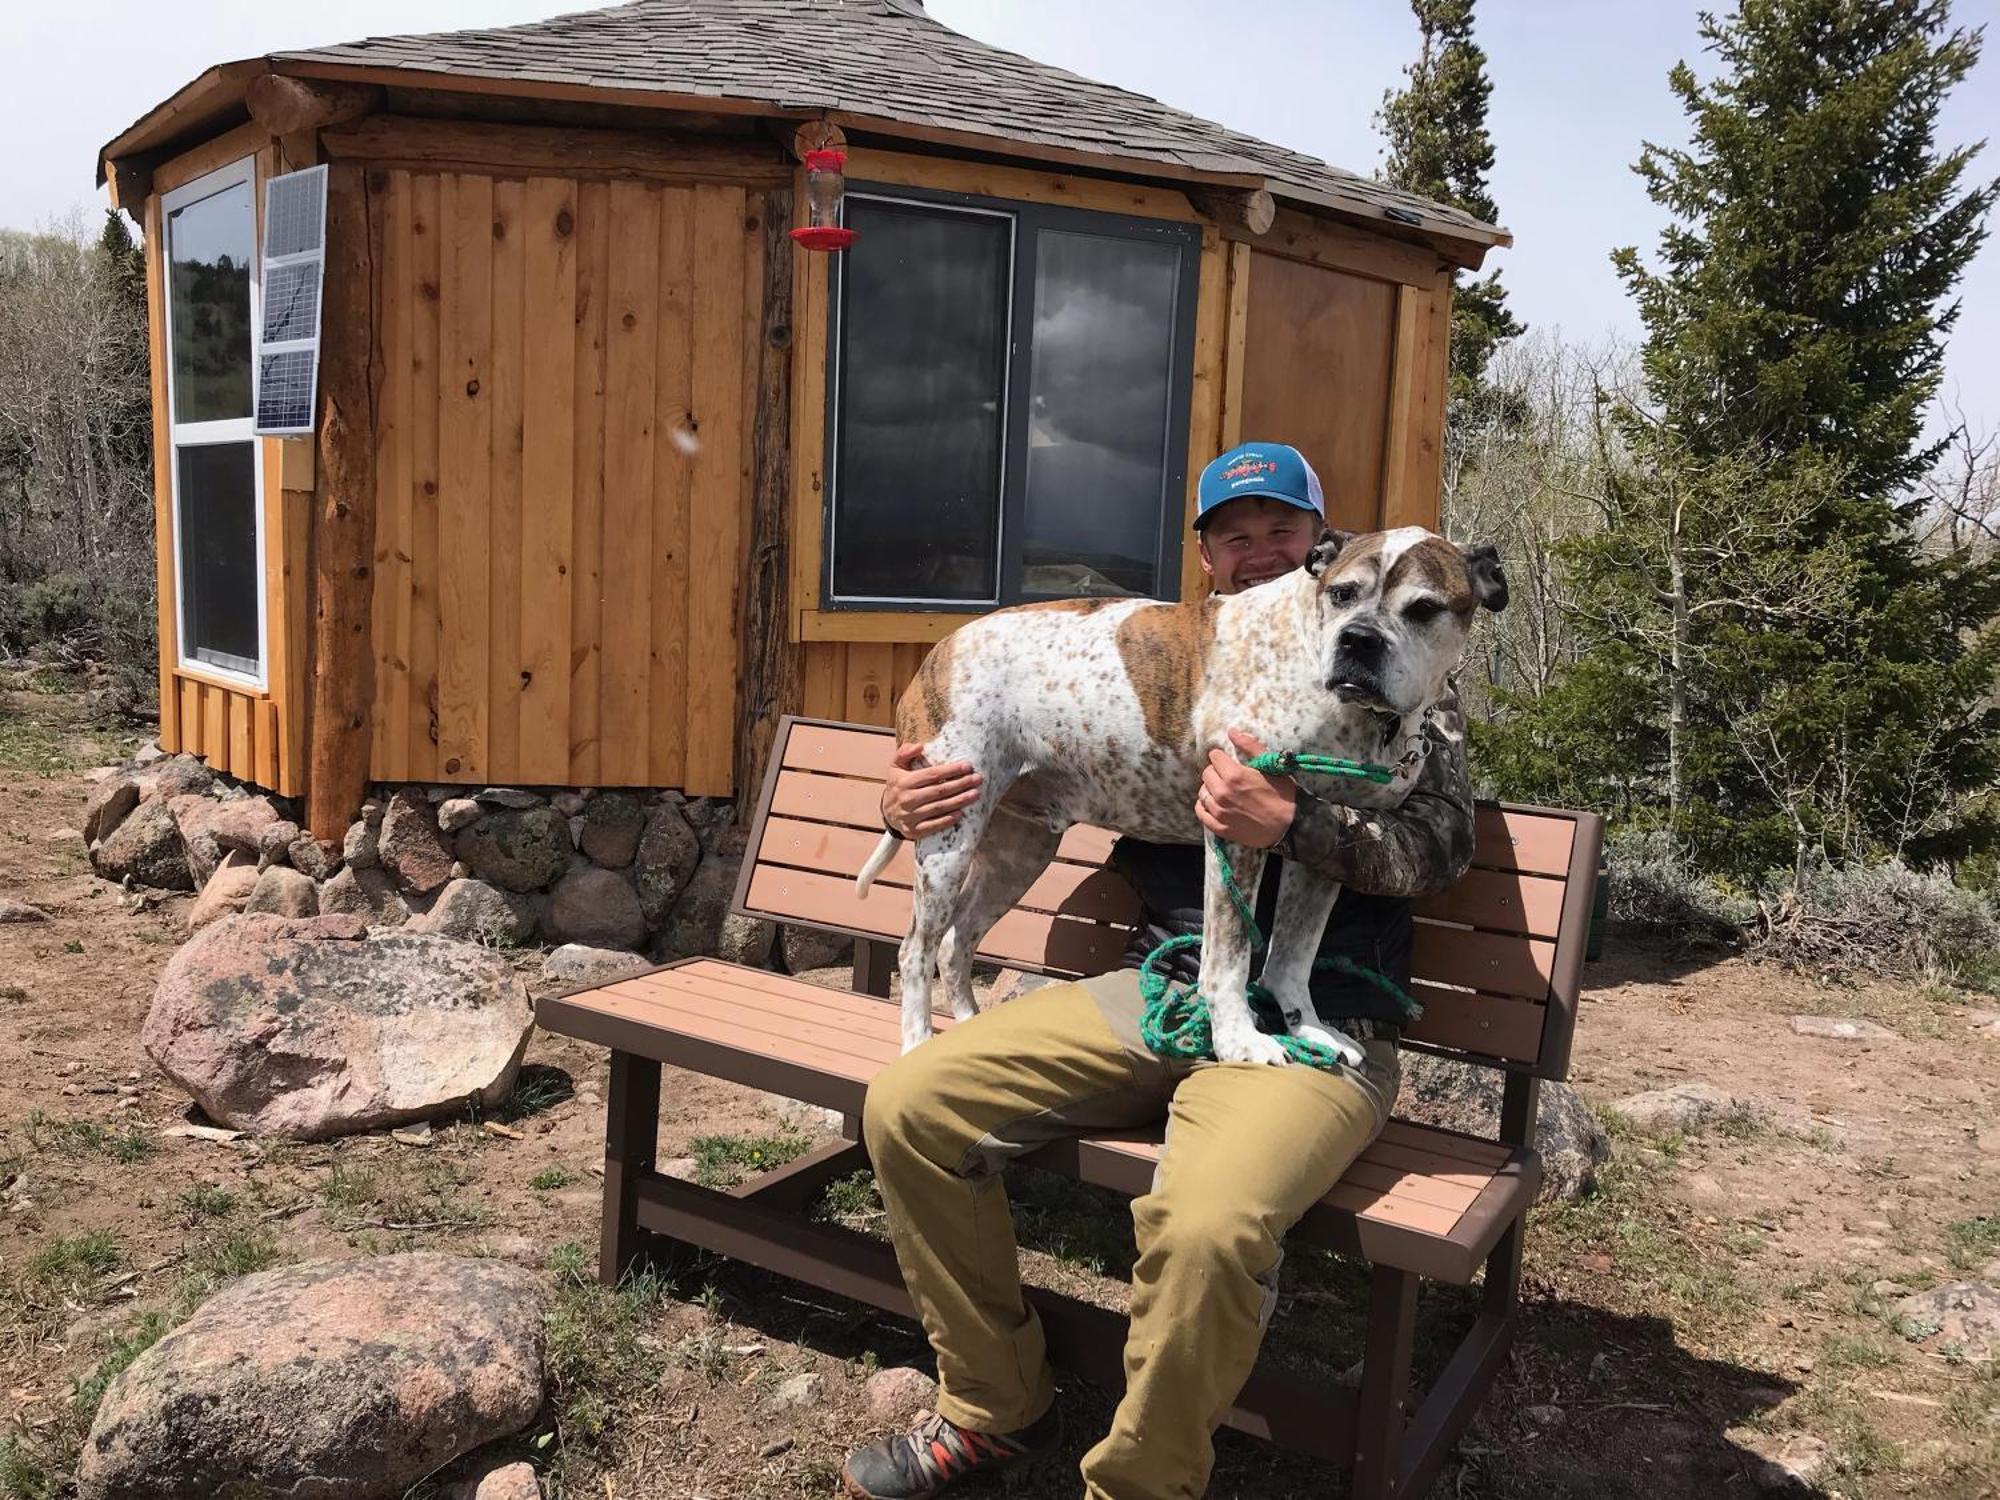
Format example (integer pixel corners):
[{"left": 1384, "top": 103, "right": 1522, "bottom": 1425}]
[{"left": 790, "top": 148, "right": 857, "bottom": 252}]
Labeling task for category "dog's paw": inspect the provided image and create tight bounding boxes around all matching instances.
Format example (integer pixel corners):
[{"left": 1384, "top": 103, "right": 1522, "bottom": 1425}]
[
  {"left": 1212, "top": 1019, "right": 1291, "bottom": 1067},
  {"left": 899, "top": 1020, "right": 936, "bottom": 1054},
  {"left": 1292, "top": 1022, "right": 1365, "bottom": 1069}
]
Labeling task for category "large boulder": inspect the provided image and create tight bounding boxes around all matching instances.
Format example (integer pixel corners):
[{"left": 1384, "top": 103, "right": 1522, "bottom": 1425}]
[
  {"left": 633, "top": 802, "right": 701, "bottom": 927},
  {"left": 133, "top": 754, "right": 214, "bottom": 804},
  {"left": 318, "top": 865, "right": 409, "bottom": 928},
  {"left": 82, "top": 776, "right": 139, "bottom": 847},
  {"left": 1609, "top": 1082, "right": 1752, "bottom": 1137},
  {"left": 782, "top": 926, "right": 854, "bottom": 975},
  {"left": 142, "top": 914, "right": 533, "bottom": 1139},
  {"left": 77, "top": 1253, "right": 544, "bottom": 1500},
  {"left": 1396, "top": 1052, "right": 1609, "bottom": 1202},
  {"left": 457, "top": 807, "right": 572, "bottom": 893},
  {"left": 406, "top": 878, "right": 536, "bottom": 947},
  {"left": 243, "top": 865, "right": 318, "bottom": 920},
  {"left": 170, "top": 794, "right": 283, "bottom": 887},
  {"left": 0, "top": 897, "right": 50, "bottom": 924},
  {"left": 91, "top": 799, "right": 191, "bottom": 890},
  {"left": 1891, "top": 1282, "right": 1999, "bottom": 1363},
  {"left": 186, "top": 855, "right": 259, "bottom": 935},
  {"left": 379, "top": 789, "right": 456, "bottom": 895},
  {"left": 541, "top": 943, "right": 654, "bottom": 990},
  {"left": 579, "top": 791, "right": 645, "bottom": 868},
  {"left": 545, "top": 867, "right": 646, "bottom": 950}
]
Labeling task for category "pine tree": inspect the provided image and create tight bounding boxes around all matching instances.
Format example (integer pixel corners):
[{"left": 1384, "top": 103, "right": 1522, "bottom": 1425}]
[
  {"left": 1378, "top": 0, "right": 1523, "bottom": 401},
  {"left": 1485, "top": 0, "right": 2000, "bottom": 882}
]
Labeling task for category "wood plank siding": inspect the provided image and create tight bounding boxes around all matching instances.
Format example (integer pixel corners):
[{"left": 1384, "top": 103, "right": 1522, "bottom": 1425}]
[{"left": 365, "top": 166, "right": 758, "bottom": 793}]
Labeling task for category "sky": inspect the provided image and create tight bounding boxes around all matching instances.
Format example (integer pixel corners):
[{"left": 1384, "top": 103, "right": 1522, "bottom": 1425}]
[{"left": 5, "top": 0, "right": 1997, "bottom": 442}]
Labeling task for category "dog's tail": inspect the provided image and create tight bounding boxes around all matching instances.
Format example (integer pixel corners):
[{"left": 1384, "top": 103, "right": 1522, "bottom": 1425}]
[{"left": 855, "top": 830, "right": 900, "bottom": 899}]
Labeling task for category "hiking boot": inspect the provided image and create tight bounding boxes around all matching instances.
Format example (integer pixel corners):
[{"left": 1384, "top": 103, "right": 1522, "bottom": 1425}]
[{"left": 840, "top": 1404, "right": 1061, "bottom": 1499}]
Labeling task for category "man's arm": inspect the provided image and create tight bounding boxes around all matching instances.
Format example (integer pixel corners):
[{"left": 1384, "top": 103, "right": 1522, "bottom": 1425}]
[{"left": 1195, "top": 692, "right": 1477, "bottom": 900}]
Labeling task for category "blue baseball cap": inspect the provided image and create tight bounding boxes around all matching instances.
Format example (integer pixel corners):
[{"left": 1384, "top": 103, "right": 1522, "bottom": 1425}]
[{"left": 1193, "top": 442, "right": 1325, "bottom": 530}]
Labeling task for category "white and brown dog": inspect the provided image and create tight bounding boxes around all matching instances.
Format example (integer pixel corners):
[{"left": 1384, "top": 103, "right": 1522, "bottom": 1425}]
[{"left": 856, "top": 526, "right": 1508, "bottom": 1063}]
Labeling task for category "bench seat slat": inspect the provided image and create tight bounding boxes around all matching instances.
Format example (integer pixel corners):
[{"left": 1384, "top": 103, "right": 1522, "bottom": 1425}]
[
  {"left": 1402, "top": 987, "right": 1546, "bottom": 1063},
  {"left": 542, "top": 959, "right": 1538, "bottom": 1283}
]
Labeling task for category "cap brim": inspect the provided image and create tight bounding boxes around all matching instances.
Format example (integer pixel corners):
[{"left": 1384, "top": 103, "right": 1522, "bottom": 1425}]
[{"left": 1192, "top": 490, "right": 1325, "bottom": 531}]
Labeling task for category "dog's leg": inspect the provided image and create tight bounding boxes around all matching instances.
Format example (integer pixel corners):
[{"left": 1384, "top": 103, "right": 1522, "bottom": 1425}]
[
  {"left": 937, "top": 809, "right": 1063, "bottom": 1021},
  {"left": 1263, "top": 863, "right": 1365, "bottom": 1069},
  {"left": 898, "top": 774, "right": 1008, "bottom": 1053},
  {"left": 1200, "top": 842, "right": 1289, "bottom": 1066}
]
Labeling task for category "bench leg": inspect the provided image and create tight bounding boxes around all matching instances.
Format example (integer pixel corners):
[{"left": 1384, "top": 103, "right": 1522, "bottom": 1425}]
[
  {"left": 1351, "top": 1264, "right": 1418, "bottom": 1500},
  {"left": 600, "top": 1050, "right": 661, "bottom": 1288}
]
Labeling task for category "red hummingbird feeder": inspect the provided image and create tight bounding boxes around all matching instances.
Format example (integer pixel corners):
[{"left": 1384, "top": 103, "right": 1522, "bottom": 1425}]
[{"left": 791, "top": 148, "right": 857, "bottom": 252}]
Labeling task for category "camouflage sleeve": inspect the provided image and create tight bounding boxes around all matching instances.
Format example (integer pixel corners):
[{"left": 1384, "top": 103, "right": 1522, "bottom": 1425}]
[{"left": 1282, "top": 690, "right": 1475, "bottom": 899}]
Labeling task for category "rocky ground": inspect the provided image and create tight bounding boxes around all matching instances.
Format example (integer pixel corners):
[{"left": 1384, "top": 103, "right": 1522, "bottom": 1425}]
[{"left": 1, "top": 673, "right": 1997, "bottom": 1499}]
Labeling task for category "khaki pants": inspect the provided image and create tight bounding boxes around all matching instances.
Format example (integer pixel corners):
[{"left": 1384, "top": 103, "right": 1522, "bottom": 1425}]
[{"left": 862, "top": 970, "right": 1400, "bottom": 1500}]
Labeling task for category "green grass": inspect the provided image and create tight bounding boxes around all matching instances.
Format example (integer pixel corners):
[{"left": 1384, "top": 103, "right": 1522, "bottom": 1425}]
[
  {"left": 29, "top": 1228, "right": 121, "bottom": 1286},
  {"left": 496, "top": 1066, "right": 572, "bottom": 1122},
  {"left": 71, "top": 1310, "right": 172, "bottom": 1417},
  {"left": 27, "top": 1109, "right": 156, "bottom": 1164},
  {"left": 688, "top": 1131, "right": 812, "bottom": 1189},
  {"left": 179, "top": 1183, "right": 236, "bottom": 1221},
  {"left": 541, "top": 1242, "right": 674, "bottom": 1479},
  {"left": 0, "top": 1435, "right": 63, "bottom": 1500},
  {"left": 60, "top": 939, "right": 82, "bottom": 955},
  {"left": 0, "top": 715, "right": 78, "bottom": 775},
  {"left": 813, "top": 1169, "right": 883, "bottom": 1228},
  {"left": 530, "top": 1166, "right": 576, "bottom": 1192},
  {"left": 1944, "top": 1216, "right": 2000, "bottom": 1272}
]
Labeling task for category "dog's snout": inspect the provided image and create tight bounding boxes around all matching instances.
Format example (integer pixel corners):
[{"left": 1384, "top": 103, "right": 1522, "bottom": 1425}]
[{"left": 1338, "top": 623, "right": 1386, "bottom": 657}]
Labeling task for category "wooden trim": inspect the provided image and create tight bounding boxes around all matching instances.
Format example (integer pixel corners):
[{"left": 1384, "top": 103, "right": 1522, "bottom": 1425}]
[
  {"left": 277, "top": 58, "right": 796, "bottom": 127},
  {"left": 735, "top": 186, "right": 803, "bottom": 805},
  {"left": 797, "top": 609, "right": 976, "bottom": 645},
  {"left": 1187, "top": 186, "right": 1276, "bottom": 236},
  {"left": 151, "top": 121, "right": 269, "bottom": 196},
  {"left": 144, "top": 195, "right": 180, "bottom": 754},
  {"left": 787, "top": 190, "right": 831, "bottom": 633},
  {"left": 1227, "top": 205, "right": 1453, "bottom": 290},
  {"left": 1219, "top": 240, "right": 1251, "bottom": 450},
  {"left": 97, "top": 60, "right": 265, "bottom": 182},
  {"left": 319, "top": 114, "right": 790, "bottom": 187},
  {"left": 305, "top": 161, "right": 380, "bottom": 835},
  {"left": 1379, "top": 281, "right": 1450, "bottom": 531},
  {"left": 1352, "top": 1266, "right": 1418, "bottom": 1500},
  {"left": 1180, "top": 227, "right": 1228, "bottom": 601},
  {"left": 842, "top": 146, "right": 1199, "bottom": 223},
  {"left": 244, "top": 74, "right": 380, "bottom": 137},
  {"left": 1538, "top": 808, "right": 1605, "bottom": 1081}
]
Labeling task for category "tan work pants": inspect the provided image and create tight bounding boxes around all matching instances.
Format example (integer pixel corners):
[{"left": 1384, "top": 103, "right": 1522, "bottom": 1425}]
[{"left": 862, "top": 970, "right": 1400, "bottom": 1500}]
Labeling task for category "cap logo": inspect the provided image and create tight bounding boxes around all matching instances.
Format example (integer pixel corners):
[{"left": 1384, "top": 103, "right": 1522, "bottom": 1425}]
[{"left": 1221, "top": 459, "right": 1277, "bottom": 481}]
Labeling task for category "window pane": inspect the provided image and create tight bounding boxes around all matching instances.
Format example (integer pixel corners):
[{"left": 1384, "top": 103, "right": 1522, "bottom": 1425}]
[
  {"left": 1021, "top": 230, "right": 1181, "bottom": 598},
  {"left": 177, "top": 443, "right": 259, "bottom": 673},
  {"left": 833, "top": 198, "right": 1009, "bottom": 601},
  {"left": 168, "top": 179, "right": 255, "bottom": 424}
]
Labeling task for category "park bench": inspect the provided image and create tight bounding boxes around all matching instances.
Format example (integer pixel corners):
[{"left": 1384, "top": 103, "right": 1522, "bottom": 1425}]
[{"left": 541, "top": 715, "right": 1604, "bottom": 1500}]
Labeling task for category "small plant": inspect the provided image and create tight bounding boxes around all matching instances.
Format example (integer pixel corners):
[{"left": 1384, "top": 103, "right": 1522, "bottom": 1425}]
[
  {"left": 179, "top": 1183, "right": 236, "bottom": 1221},
  {"left": 531, "top": 1166, "right": 575, "bottom": 1192},
  {"left": 498, "top": 1066, "right": 572, "bottom": 1123},
  {"left": 319, "top": 1160, "right": 380, "bottom": 1213},
  {"left": 814, "top": 1170, "right": 883, "bottom": 1228},
  {"left": 72, "top": 1311, "right": 171, "bottom": 1416},
  {"left": 27, "top": 1109, "right": 156, "bottom": 1163},
  {"left": 1944, "top": 1216, "right": 2000, "bottom": 1272},
  {"left": 0, "top": 985, "right": 27, "bottom": 1001},
  {"left": 541, "top": 1243, "right": 673, "bottom": 1480},
  {"left": 688, "top": 1131, "right": 812, "bottom": 1189},
  {"left": 61, "top": 939, "right": 83, "bottom": 955},
  {"left": 29, "top": 1228, "right": 121, "bottom": 1286}
]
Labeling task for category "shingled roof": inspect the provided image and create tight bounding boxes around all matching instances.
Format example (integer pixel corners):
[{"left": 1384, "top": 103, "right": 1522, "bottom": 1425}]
[{"left": 104, "top": 0, "right": 1508, "bottom": 256}]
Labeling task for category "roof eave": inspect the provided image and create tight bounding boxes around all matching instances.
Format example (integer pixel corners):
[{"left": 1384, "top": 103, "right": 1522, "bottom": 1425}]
[{"left": 97, "top": 58, "right": 267, "bottom": 188}]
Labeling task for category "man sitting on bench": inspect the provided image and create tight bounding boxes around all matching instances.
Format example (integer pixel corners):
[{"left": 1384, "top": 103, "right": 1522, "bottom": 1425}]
[{"left": 839, "top": 443, "right": 1479, "bottom": 1500}]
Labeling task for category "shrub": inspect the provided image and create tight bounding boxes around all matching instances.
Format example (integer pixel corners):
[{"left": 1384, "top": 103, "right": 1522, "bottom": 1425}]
[
  {"left": 1753, "top": 859, "right": 2000, "bottom": 984},
  {"left": 1604, "top": 826, "right": 1752, "bottom": 939}
]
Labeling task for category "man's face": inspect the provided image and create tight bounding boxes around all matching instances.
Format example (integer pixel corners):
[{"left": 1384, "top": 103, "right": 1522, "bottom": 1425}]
[{"left": 1197, "top": 496, "right": 1319, "bottom": 595}]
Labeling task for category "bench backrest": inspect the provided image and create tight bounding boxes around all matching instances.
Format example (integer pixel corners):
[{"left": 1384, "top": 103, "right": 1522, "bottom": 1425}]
[{"left": 733, "top": 716, "right": 1603, "bottom": 1082}]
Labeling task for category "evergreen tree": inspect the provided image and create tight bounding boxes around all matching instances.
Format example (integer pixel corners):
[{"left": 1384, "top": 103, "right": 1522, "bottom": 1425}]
[
  {"left": 1378, "top": 0, "right": 1523, "bottom": 401},
  {"left": 1484, "top": 0, "right": 2000, "bottom": 882}
]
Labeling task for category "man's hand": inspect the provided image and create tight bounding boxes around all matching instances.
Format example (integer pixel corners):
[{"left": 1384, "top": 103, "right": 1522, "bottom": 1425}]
[
  {"left": 1195, "top": 730, "right": 1297, "bottom": 849},
  {"left": 881, "top": 744, "right": 983, "bottom": 839}
]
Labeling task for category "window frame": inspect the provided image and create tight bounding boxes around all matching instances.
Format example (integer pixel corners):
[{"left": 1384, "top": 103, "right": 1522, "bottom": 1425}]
[
  {"left": 160, "top": 156, "right": 267, "bottom": 689},
  {"left": 824, "top": 181, "right": 1199, "bottom": 612}
]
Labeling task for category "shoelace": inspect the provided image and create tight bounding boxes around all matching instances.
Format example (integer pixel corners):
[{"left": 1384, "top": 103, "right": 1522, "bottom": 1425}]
[{"left": 905, "top": 1412, "right": 1010, "bottom": 1482}]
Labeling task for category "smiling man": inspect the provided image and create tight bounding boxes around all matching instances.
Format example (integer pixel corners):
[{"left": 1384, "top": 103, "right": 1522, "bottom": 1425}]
[{"left": 842, "top": 442, "right": 1478, "bottom": 1500}]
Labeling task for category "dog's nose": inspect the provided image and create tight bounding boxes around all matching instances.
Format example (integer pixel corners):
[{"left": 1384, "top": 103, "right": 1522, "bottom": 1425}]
[{"left": 1338, "top": 624, "right": 1385, "bottom": 657}]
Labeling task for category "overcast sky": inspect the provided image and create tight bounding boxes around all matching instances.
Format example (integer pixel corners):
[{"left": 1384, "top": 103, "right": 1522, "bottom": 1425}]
[{"left": 6, "top": 0, "right": 1996, "bottom": 442}]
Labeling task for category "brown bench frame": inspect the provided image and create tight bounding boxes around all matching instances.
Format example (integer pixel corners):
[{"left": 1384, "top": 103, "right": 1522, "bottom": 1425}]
[{"left": 543, "top": 715, "right": 1604, "bottom": 1500}]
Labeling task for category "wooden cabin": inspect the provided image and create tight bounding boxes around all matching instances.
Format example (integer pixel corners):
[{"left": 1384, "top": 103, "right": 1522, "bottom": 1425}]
[{"left": 98, "top": 0, "right": 1508, "bottom": 838}]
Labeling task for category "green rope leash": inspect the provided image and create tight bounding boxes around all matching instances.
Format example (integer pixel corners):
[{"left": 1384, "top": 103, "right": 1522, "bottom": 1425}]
[{"left": 1136, "top": 750, "right": 1422, "bottom": 1071}]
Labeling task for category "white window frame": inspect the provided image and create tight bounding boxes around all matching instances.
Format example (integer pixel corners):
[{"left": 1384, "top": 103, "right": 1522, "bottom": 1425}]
[{"left": 161, "top": 156, "right": 267, "bottom": 689}]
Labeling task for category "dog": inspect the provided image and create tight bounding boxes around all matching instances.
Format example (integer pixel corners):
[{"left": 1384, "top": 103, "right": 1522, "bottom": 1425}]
[{"left": 855, "top": 526, "right": 1508, "bottom": 1063}]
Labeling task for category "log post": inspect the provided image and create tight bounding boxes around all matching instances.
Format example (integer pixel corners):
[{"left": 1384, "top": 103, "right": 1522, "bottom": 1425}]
[
  {"left": 1188, "top": 186, "right": 1277, "bottom": 237},
  {"left": 245, "top": 73, "right": 382, "bottom": 138},
  {"left": 305, "top": 162, "right": 380, "bottom": 837},
  {"left": 734, "top": 187, "right": 803, "bottom": 807}
]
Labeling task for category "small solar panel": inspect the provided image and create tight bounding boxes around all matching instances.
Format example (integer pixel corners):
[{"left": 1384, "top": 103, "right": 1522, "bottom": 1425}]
[{"left": 254, "top": 166, "right": 328, "bottom": 437}]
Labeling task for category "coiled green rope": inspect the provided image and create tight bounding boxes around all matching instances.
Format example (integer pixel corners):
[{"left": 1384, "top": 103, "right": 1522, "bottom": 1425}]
[{"left": 1135, "top": 750, "right": 1422, "bottom": 1071}]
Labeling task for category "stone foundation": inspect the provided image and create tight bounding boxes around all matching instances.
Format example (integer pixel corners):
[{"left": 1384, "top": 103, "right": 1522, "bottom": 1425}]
[{"left": 83, "top": 748, "right": 853, "bottom": 973}]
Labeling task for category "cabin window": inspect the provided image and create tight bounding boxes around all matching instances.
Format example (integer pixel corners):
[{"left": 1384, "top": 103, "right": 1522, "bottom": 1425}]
[
  {"left": 162, "top": 158, "right": 265, "bottom": 683},
  {"left": 828, "top": 187, "right": 1198, "bottom": 608}
]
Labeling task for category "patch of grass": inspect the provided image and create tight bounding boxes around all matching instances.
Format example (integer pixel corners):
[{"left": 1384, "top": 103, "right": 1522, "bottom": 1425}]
[
  {"left": 0, "top": 985, "right": 27, "bottom": 1002},
  {"left": 1821, "top": 1332, "right": 1897, "bottom": 1372},
  {"left": 179, "top": 1183, "right": 236, "bottom": 1221},
  {"left": 688, "top": 1130, "right": 812, "bottom": 1189},
  {"left": 72, "top": 1310, "right": 171, "bottom": 1417},
  {"left": 370, "top": 1156, "right": 491, "bottom": 1232},
  {"left": 29, "top": 1228, "right": 121, "bottom": 1286},
  {"left": 187, "top": 1229, "right": 282, "bottom": 1285},
  {"left": 60, "top": 939, "right": 83, "bottom": 955},
  {"left": 530, "top": 1166, "right": 575, "bottom": 1192},
  {"left": 1713, "top": 1102, "right": 1767, "bottom": 1139},
  {"left": 0, "top": 716, "right": 77, "bottom": 775},
  {"left": 1945, "top": 1216, "right": 2000, "bottom": 1272},
  {"left": 318, "top": 1160, "right": 380, "bottom": 1213},
  {"left": 496, "top": 1064, "right": 572, "bottom": 1122},
  {"left": 541, "top": 1241, "right": 674, "bottom": 1481},
  {"left": 0, "top": 1435, "right": 63, "bottom": 1500},
  {"left": 26, "top": 1109, "right": 155, "bottom": 1164},
  {"left": 1009, "top": 1169, "right": 1136, "bottom": 1279},
  {"left": 813, "top": 1169, "right": 884, "bottom": 1229}
]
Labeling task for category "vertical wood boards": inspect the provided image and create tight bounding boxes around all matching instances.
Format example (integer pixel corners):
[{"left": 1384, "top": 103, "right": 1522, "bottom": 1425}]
[
  {"left": 363, "top": 166, "right": 757, "bottom": 791},
  {"left": 1379, "top": 278, "right": 1452, "bottom": 532},
  {"left": 1240, "top": 249, "right": 1399, "bottom": 533},
  {"left": 1181, "top": 229, "right": 1229, "bottom": 602},
  {"left": 143, "top": 197, "right": 180, "bottom": 753}
]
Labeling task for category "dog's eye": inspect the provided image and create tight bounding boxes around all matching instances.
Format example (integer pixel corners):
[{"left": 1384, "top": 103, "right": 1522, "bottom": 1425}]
[
  {"left": 1327, "top": 582, "right": 1360, "bottom": 606},
  {"left": 1403, "top": 598, "right": 1445, "bottom": 624}
]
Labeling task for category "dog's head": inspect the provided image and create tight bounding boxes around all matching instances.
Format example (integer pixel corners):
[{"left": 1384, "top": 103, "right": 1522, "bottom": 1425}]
[{"left": 1301, "top": 527, "right": 1507, "bottom": 714}]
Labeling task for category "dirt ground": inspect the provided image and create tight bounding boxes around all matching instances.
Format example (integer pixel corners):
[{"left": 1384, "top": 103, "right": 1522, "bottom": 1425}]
[{"left": 2, "top": 676, "right": 1997, "bottom": 1499}]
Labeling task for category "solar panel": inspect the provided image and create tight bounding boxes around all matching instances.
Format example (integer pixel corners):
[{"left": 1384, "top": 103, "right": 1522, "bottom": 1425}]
[{"left": 254, "top": 166, "right": 328, "bottom": 436}]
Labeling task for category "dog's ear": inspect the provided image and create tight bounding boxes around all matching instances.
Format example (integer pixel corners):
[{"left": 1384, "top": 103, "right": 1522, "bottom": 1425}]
[
  {"left": 1464, "top": 544, "right": 1509, "bottom": 613},
  {"left": 1305, "top": 529, "right": 1357, "bottom": 578}
]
